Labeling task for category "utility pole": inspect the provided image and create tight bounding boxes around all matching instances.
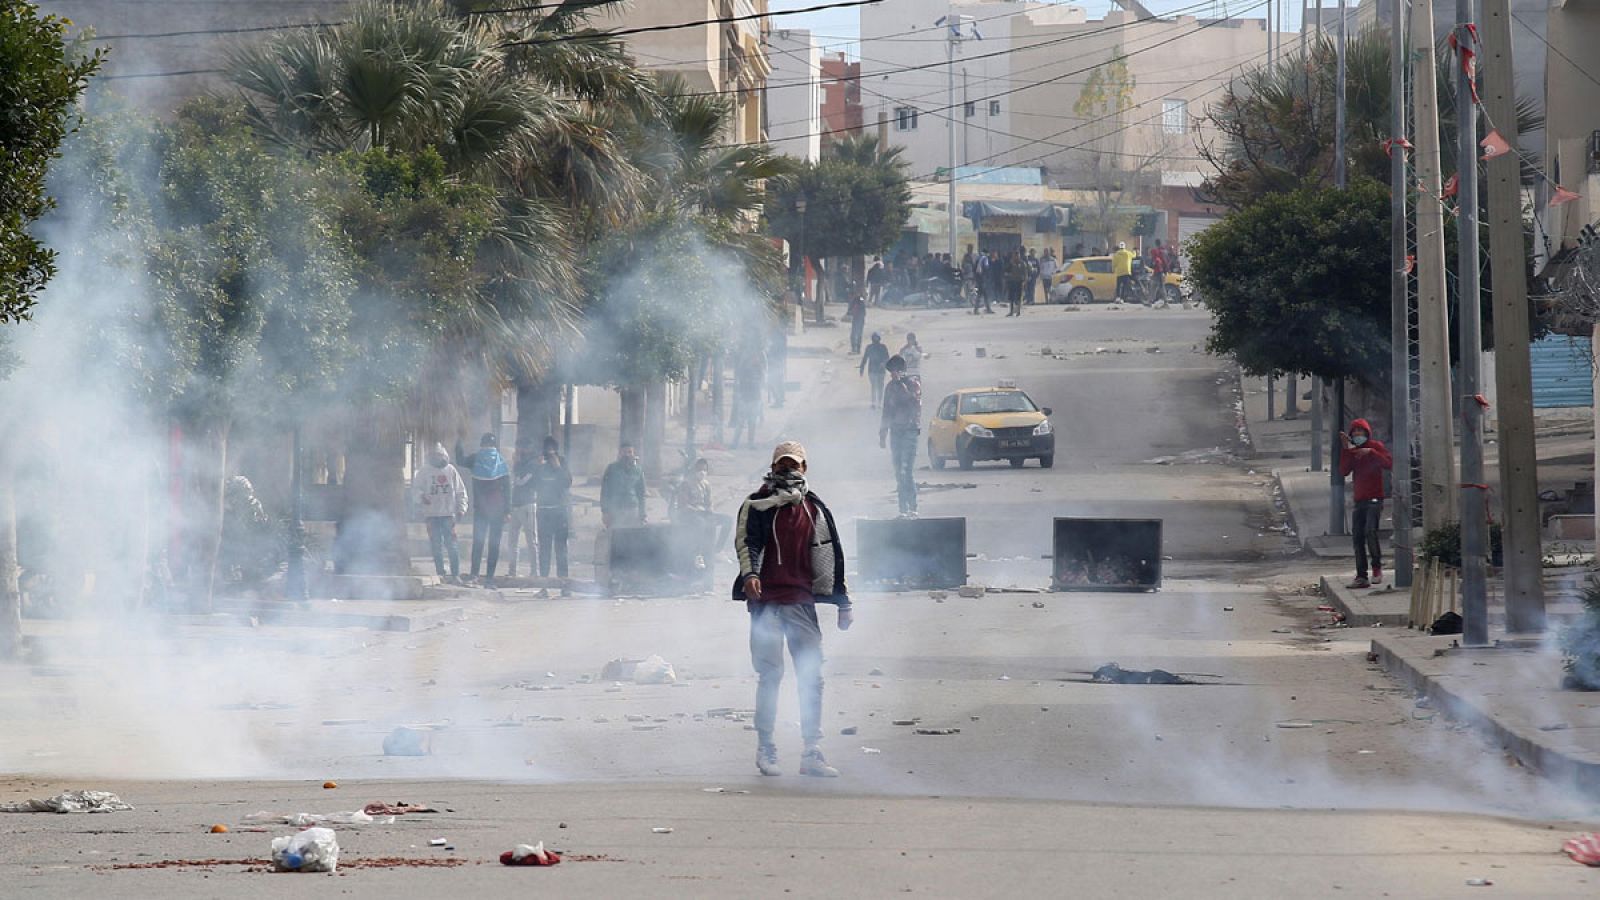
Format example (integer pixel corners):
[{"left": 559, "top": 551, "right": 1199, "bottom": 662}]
[
  {"left": 1455, "top": 0, "right": 1489, "bottom": 647},
  {"left": 1388, "top": 0, "right": 1414, "bottom": 587},
  {"left": 1481, "top": 0, "right": 1545, "bottom": 631},
  {"left": 1412, "top": 0, "right": 1458, "bottom": 530},
  {"left": 943, "top": 12, "right": 966, "bottom": 263},
  {"left": 1329, "top": 0, "right": 1349, "bottom": 537}
]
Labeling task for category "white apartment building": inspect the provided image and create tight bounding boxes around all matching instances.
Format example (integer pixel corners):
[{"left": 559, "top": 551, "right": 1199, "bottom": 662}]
[{"left": 766, "top": 28, "right": 824, "bottom": 161}]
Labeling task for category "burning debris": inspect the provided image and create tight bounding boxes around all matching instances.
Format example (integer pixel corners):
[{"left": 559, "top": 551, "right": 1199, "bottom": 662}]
[{"left": 1052, "top": 557, "right": 1149, "bottom": 588}]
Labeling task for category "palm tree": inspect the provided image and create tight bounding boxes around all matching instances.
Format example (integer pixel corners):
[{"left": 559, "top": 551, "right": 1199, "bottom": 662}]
[{"left": 1200, "top": 28, "right": 1543, "bottom": 209}]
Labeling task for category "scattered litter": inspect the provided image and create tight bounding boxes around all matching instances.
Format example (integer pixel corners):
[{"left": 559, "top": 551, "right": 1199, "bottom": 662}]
[
  {"left": 1089, "top": 663, "right": 1194, "bottom": 685},
  {"left": 702, "top": 787, "right": 750, "bottom": 794},
  {"left": 209, "top": 824, "right": 229, "bottom": 834},
  {"left": 243, "top": 810, "right": 386, "bottom": 827},
  {"left": 600, "top": 659, "right": 641, "bottom": 681},
  {"left": 429, "top": 838, "right": 448, "bottom": 847},
  {"left": 998, "top": 675, "right": 1011, "bottom": 681},
  {"left": 1465, "top": 877, "right": 1493, "bottom": 886},
  {"left": 957, "top": 585, "right": 985, "bottom": 598},
  {"left": 633, "top": 655, "right": 677, "bottom": 685},
  {"left": 1357, "top": 750, "right": 1376, "bottom": 755},
  {"left": 860, "top": 747, "right": 881, "bottom": 754},
  {"left": 382, "top": 726, "right": 432, "bottom": 757},
  {"left": 840, "top": 726, "right": 859, "bottom": 735},
  {"left": 1272, "top": 628, "right": 1293, "bottom": 634},
  {"left": 1563, "top": 832, "right": 1600, "bottom": 866},
  {"left": 928, "top": 591, "right": 947, "bottom": 600},
  {"left": 271, "top": 826, "right": 340, "bottom": 873},
  {"left": 1539, "top": 723, "right": 1571, "bottom": 732},
  {"left": 914, "top": 728, "right": 960, "bottom": 736},
  {"left": 1032, "top": 601, "right": 1046, "bottom": 609},
  {"left": 1222, "top": 606, "right": 1234, "bottom": 612},
  {"left": 322, "top": 781, "right": 338, "bottom": 790},
  {"left": 500, "top": 842, "right": 560, "bottom": 866},
  {"left": 892, "top": 719, "right": 919, "bottom": 726},
  {"left": 363, "top": 802, "right": 438, "bottom": 816},
  {"left": 321, "top": 719, "right": 365, "bottom": 726},
  {"left": 0, "top": 791, "right": 133, "bottom": 814},
  {"left": 651, "top": 827, "right": 674, "bottom": 834},
  {"left": 1275, "top": 721, "right": 1313, "bottom": 729},
  {"left": 868, "top": 667, "right": 885, "bottom": 676}
]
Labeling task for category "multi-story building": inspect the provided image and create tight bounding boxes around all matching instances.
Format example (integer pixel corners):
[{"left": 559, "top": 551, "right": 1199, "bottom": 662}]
[
  {"left": 766, "top": 28, "right": 823, "bottom": 161},
  {"left": 1536, "top": 0, "right": 1599, "bottom": 271},
  {"left": 820, "top": 51, "right": 864, "bottom": 150},
  {"left": 861, "top": 0, "right": 1278, "bottom": 252},
  {"left": 622, "top": 0, "right": 771, "bottom": 146}
]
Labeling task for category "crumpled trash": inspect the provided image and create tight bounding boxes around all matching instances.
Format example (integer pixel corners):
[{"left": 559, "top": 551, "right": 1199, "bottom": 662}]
[
  {"left": 0, "top": 790, "right": 133, "bottom": 814},
  {"left": 271, "top": 826, "right": 340, "bottom": 872},
  {"left": 501, "top": 841, "right": 560, "bottom": 866},
  {"left": 1565, "top": 833, "right": 1600, "bottom": 866},
  {"left": 362, "top": 802, "right": 439, "bottom": 816},
  {"left": 633, "top": 654, "right": 676, "bottom": 685},
  {"left": 244, "top": 810, "right": 392, "bottom": 827},
  {"left": 1090, "top": 663, "right": 1194, "bottom": 685}
]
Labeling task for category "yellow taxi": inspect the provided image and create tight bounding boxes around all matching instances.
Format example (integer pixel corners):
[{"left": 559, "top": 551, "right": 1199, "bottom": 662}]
[
  {"left": 1048, "top": 256, "right": 1186, "bottom": 304},
  {"left": 927, "top": 382, "right": 1055, "bottom": 470}
]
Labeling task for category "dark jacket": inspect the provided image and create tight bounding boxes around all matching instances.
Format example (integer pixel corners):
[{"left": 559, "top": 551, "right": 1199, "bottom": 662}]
[
  {"left": 512, "top": 454, "right": 539, "bottom": 507},
  {"left": 456, "top": 443, "right": 511, "bottom": 519},
  {"left": 732, "top": 488, "right": 849, "bottom": 606},
  {"left": 532, "top": 455, "right": 571, "bottom": 509},
  {"left": 860, "top": 342, "right": 889, "bottom": 374},
  {"left": 1339, "top": 418, "right": 1393, "bottom": 502},
  {"left": 601, "top": 459, "right": 646, "bottom": 519}
]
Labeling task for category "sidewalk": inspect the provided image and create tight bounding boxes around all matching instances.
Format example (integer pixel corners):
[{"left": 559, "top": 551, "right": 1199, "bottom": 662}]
[{"left": 1242, "top": 375, "right": 1600, "bottom": 796}]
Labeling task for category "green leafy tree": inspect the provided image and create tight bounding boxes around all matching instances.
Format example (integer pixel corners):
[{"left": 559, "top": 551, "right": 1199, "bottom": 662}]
[
  {"left": 0, "top": 0, "right": 101, "bottom": 656},
  {"left": 1200, "top": 29, "right": 1543, "bottom": 210},
  {"left": 0, "top": 0, "right": 102, "bottom": 325},
  {"left": 1189, "top": 179, "right": 1390, "bottom": 382}
]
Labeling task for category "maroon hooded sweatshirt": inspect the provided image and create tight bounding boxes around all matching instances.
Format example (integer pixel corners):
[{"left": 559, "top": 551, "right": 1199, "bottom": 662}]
[{"left": 1339, "top": 418, "right": 1393, "bottom": 502}]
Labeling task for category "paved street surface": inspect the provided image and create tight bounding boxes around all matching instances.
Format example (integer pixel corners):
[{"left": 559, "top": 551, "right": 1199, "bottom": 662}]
[{"left": 2, "top": 303, "right": 1598, "bottom": 896}]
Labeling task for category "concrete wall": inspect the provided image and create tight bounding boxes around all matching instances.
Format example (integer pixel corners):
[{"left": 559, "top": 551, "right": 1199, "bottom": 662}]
[
  {"left": 1541, "top": 0, "right": 1600, "bottom": 252},
  {"left": 767, "top": 29, "right": 822, "bottom": 161}
]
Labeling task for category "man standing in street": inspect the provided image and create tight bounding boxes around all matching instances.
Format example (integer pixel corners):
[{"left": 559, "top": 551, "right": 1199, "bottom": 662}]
[
  {"left": 1112, "top": 241, "right": 1136, "bottom": 303},
  {"left": 866, "top": 256, "right": 887, "bottom": 306},
  {"left": 601, "top": 442, "right": 646, "bottom": 528},
  {"left": 410, "top": 444, "right": 468, "bottom": 584},
  {"left": 456, "top": 433, "right": 511, "bottom": 588},
  {"left": 897, "top": 332, "right": 926, "bottom": 382},
  {"left": 1024, "top": 248, "right": 1041, "bottom": 305},
  {"left": 846, "top": 291, "right": 867, "bottom": 355},
  {"left": 1037, "top": 249, "right": 1058, "bottom": 303},
  {"left": 880, "top": 355, "right": 923, "bottom": 518},
  {"left": 1340, "top": 418, "right": 1394, "bottom": 588},
  {"left": 505, "top": 441, "right": 539, "bottom": 579},
  {"left": 533, "top": 435, "right": 571, "bottom": 581},
  {"left": 1004, "top": 250, "right": 1025, "bottom": 317},
  {"left": 859, "top": 332, "right": 889, "bottom": 408},
  {"left": 734, "top": 441, "right": 853, "bottom": 778}
]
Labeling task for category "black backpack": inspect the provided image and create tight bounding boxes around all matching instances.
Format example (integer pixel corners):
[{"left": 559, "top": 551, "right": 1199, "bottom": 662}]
[{"left": 1428, "top": 610, "right": 1463, "bottom": 635}]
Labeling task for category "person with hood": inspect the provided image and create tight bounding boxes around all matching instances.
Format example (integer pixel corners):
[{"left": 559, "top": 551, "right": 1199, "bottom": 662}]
[
  {"left": 896, "top": 332, "right": 926, "bottom": 381},
  {"left": 456, "top": 432, "right": 511, "bottom": 588},
  {"left": 1339, "top": 418, "right": 1394, "bottom": 588},
  {"left": 600, "top": 442, "right": 646, "bottom": 528},
  {"left": 410, "top": 444, "right": 468, "bottom": 584},
  {"left": 880, "top": 355, "right": 923, "bottom": 517},
  {"left": 733, "top": 441, "right": 853, "bottom": 778},
  {"left": 859, "top": 332, "right": 890, "bottom": 408},
  {"left": 532, "top": 436, "right": 572, "bottom": 580},
  {"left": 505, "top": 441, "right": 539, "bottom": 579}
]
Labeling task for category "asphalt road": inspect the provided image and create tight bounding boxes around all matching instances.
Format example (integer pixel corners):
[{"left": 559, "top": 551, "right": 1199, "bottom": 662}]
[{"left": 2, "top": 302, "right": 1597, "bottom": 897}]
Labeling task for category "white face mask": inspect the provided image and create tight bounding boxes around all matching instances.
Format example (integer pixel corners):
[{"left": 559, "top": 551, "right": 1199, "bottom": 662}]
[{"left": 1351, "top": 435, "right": 1368, "bottom": 446}]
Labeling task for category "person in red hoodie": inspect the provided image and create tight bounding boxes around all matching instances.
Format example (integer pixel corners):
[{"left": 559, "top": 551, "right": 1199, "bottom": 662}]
[{"left": 1339, "top": 418, "right": 1394, "bottom": 588}]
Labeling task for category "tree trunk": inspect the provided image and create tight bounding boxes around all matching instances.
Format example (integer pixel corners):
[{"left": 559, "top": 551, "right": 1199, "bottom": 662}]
[
  {"left": 710, "top": 354, "right": 725, "bottom": 446},
  {"left": 175, "top": 416, "right": 231, "bottom": 613},
  {"left": 618, "top": 385, "right": 645, "bottom": 454},
  {"left": 335, "top": 408, "right": 410, "bottom": 576},
  {"left": 643, "top": 379, "right": 667, "bottom": 477},
  {"left": 0, "top": 462, "right": 20, "bottom": 661}
]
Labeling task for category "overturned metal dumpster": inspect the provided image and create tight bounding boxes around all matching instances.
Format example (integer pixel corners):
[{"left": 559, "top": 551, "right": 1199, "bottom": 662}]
[{"left": 1051, "top": 517, "right": 1162, "bottom": 592}]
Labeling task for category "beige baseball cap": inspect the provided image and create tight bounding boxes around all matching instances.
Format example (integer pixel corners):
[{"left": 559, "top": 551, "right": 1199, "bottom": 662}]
[{"left": 771, "top": 441, "right": 807, "bottom": 466}]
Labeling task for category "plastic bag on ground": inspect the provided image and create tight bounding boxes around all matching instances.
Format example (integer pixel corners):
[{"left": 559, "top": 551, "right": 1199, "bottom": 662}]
[
  {"left": 271, "top": 826, "right": 340, "bottom": 872},
  {"left": 500, "top": 841, "right": 560, "bottom": 866},
  {"left": 633, "top": 654, "right": 676, "bottom": 685},
  {"left": 0, "top": 790, "right": 133, "bottom": 813}
]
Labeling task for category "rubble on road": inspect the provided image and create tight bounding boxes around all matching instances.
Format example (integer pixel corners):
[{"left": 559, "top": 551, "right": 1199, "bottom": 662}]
[
  {"left": 0, "top": 790, "right": 133, "bottom": 814},
  {"left": 914, "top": 728, "right": 960, "bottom": 736},
  {"left": 1088, "top": 663, "right": 1195, "bottom": 685},
  {"left": 633, "top": 655, "right": 677, "bottom": 684}
]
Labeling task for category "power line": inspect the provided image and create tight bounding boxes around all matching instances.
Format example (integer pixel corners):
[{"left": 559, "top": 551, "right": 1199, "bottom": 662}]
[
  {"left": 503, "top": 0, "right": 883, "bottom": 48},
  {"left": 1511, "top": 12, "right": 1600, "bottom": 91}
]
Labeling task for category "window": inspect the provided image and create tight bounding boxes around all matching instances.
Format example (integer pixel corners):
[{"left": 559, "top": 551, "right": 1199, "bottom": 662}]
[
  {"left": 959, "top": 391, "right": 1038, "bottom": 415},
  {"left": 988, "top": 99, "right": 1001, "bottom": 116},
  {"left": 896, "top": 106, "right": 918, "bottom": 131},
  {"left": 1085, "top": 259, "right": 1113, "bottom": 274},
  {"left": 938, "top": 396, "right": 957, "bottom": 420},
  {"left": 964, "top": 101, "right": 976, "bottom": 118},
  {"left": 1162, "top": 98, "right": 1188, "bottom": 135}
]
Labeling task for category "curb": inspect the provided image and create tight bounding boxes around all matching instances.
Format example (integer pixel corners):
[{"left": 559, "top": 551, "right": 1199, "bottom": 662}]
[
  {"left": 1370, "top": 634, "right": 1600, "bottom": 797},
  {"left": 1319, "top": 576, "right": 1409, "bottom": 627}
]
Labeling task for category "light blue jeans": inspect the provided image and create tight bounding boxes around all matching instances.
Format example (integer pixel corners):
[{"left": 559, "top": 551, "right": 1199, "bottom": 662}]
[{"left": 750, "top": 601, "right": 823, "bottom": 749}]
